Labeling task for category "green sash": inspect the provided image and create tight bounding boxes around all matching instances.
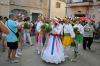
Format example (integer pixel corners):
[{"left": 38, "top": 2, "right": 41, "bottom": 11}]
[{"left": 64, "top": 33, "right": 70, "bottom": 36}]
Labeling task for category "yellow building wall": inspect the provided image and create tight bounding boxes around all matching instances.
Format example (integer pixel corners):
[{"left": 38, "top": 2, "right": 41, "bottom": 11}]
[{"left": 50, "top": 0, "right": 66, "bottom": 19}]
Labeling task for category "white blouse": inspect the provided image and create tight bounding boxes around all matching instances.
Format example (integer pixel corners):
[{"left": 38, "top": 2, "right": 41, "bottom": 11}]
[
  {"left": 63, "top": 24, "right": 75, "bottom": 38},
  {"left": 74, "top": 24, "right": 84, "bottom": 35}
]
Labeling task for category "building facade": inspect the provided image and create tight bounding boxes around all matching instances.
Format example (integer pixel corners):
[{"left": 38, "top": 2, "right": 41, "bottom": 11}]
[
  {"left": 0, "top": 0, "right": 49, "bottom": 20},
  {"left": 66, "top": 0, "right": 100, "bottom": 22},
  {"left": 0, "top": 0, "right": 10, "bottom": 17},
  {"left": 50, "top": 0, "right": 66, "bottom": 18}
]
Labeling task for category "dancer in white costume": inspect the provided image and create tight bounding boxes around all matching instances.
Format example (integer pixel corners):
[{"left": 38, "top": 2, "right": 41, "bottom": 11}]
[
  {"left": 35, "top": 18, "right": 44, "bottom": 54},
  {"left": 41, "top": 18, "right": 65, "bottom": 64}
]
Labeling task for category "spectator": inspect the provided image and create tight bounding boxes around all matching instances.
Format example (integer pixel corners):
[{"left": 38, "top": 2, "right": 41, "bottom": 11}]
[
  {"left": 23, "top": 17, "right": 33, "bottom": 46},
  {"left": 83, "top": 21, "right": 95, "bottom": 50},
  {"left": 0, "top": 16, "right": 8, "bottom": 52},
  {"left": 5, "top": 14, "right": 19, "bottom": 63},
  {"left": 0, "top": 16, "right": 9, "bottom": 34}
]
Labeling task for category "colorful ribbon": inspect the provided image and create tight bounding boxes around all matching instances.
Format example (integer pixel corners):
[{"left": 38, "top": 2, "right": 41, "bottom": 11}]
[
  {"left": 38, "top": 33, "right": 42, "bottom": 47},
  {"left": 51, "top": 36, "right": 56, "bottom": 55},
  {"left": 56, "top": 38, "right": 59, "bottom": 52}
]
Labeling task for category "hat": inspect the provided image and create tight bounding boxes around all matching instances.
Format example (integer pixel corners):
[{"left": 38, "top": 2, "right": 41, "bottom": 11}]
[
  {"left": 52, "top": 18, "right": 59, "bottom": 24},
  {"left": 63, "top": 18, "right": 67, "bottom": 21}
]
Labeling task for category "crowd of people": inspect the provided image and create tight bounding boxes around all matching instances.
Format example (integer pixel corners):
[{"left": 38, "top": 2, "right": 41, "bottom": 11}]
[{"left": 0, "top": 13, "right": 99, "bottom": 64}]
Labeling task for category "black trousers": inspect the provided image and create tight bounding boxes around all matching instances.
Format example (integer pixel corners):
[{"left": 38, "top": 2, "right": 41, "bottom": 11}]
[
  {"left": 42, "top": 34, "right": 46, "bottom": 46},
  {"left": 83, "top": 37, "right": 93, "bottom": 50}
]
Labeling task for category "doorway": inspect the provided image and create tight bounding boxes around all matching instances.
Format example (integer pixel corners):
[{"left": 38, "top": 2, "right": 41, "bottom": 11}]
[
  {"left": 74, "top": 14, "right": 85, "bottom": 17},
  {"left": 32, "top": 13, "right": 40, "bottom": 21}
]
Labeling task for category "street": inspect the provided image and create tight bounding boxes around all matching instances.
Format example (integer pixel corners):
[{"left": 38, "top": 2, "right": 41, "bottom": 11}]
[
  {"left": 0, "top": 0, "right": 100, "bottom": 66},
  {"left": 0, "top": 36, "right": 100, "bottom": 66}
]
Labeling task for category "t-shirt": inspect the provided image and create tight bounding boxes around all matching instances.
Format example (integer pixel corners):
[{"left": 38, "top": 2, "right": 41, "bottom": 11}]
[
  {"left": 83, "top": 24, "right": 94, "bottom": 37},
  {"left": 5, "top": 19, "right": 18, "bottom": 42}
]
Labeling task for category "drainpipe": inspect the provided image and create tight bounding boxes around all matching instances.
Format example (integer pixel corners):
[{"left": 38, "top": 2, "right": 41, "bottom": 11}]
[{"left": 48, "top": 0, "right": 51, "bottom": 19}]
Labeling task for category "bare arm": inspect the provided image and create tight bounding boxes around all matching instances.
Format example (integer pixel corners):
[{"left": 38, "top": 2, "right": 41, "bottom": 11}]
[{"left": 0, "top": 21, "right": 10, "bottom": 34}]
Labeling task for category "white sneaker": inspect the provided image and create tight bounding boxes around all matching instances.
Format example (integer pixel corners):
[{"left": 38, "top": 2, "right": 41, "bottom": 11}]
[
  {"left": 64, "top": 55, "right": 69, "bottom": 58},
  {"left": 11, "top": 60, "right": 19, "bottom": 63},
  {"left": 17, "top": 52, "right": 22, "bottom": 56},
  {"left": 38, "top": 51, "right": 40, "bottom": 55},
  {"left": 15, "top": 54, "right": 20, "bottom": 58},
  {"left": 71, "top": 58, "right": 76, "bottom": 62}
]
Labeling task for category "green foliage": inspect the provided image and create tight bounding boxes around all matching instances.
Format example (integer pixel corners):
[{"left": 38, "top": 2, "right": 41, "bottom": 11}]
[
  {"left": 41, "top": 23, "right": 52, "bottom": 33},
  {"left": 74, "top": 27, "right": 80, "bottom": 35},
  {"left": 24, "top": 22, "right": 30, "bottom": 29}
]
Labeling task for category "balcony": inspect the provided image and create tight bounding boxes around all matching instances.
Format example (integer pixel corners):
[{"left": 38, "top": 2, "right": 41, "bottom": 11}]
[{"left": 66, "top": 0, "right": 93, "bottom": 7}]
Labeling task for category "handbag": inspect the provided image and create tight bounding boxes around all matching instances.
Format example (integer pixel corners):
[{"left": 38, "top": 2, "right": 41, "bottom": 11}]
[
  {"left": 15, "top": 31, "right": 19, "bottom": 38},
  {"left": 7, "top": 22, "right": 19, "bottom": 38}
]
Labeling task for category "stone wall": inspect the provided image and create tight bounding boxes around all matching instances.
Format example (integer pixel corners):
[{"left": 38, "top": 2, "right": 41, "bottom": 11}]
[
  {"left": 66, "top": 0, "right": 100, "bottom": 22},
  {"left": 0, "top": 0, "right": 10, "bottom": 17},
  {"left": 0, "top": 0, "right": 48, "bottom": 17}
]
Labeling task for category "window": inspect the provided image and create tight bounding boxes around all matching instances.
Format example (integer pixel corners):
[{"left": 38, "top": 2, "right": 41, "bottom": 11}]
[
  {"left": 74, "top": 14, "right": 85, "bottom": 17},
  {"left": 56, "top": 2, "right": 61, "bottom": 8}
]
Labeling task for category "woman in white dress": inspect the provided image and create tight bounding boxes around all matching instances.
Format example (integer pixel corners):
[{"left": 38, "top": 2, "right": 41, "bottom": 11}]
[{"left": 41, "top": 18, "right": 65, "bottom": 64}]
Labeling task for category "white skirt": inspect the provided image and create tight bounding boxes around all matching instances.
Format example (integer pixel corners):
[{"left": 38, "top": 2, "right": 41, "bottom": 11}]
[{"left": 41, "top": 36, "right": 65, "bottom": 64}]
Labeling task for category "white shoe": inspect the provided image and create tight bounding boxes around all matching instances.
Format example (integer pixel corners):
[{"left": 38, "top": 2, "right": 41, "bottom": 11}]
[
  {"left": 71, "top": 59, "right": 76, "bottom": 62},
  {"left": 64, "top": 55, "right": 69, "bottom": 58},
  {"left": 16, "top": 49, "right": 22, "bottom": 55},
  {"left": 72, "top": 49, "right": 75, "bottom": 52},
  {"left": 15, "top": 54, "right": 20, "bottom": 58},
  {"left": 38, "top": 51, "right": 40, "bottom": 55},
  {"left": 17, "top": 52, "right": 22, "bottom": 56},
  {"left": 11, "top": 60, "right": 19, "bottom": 63}
]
